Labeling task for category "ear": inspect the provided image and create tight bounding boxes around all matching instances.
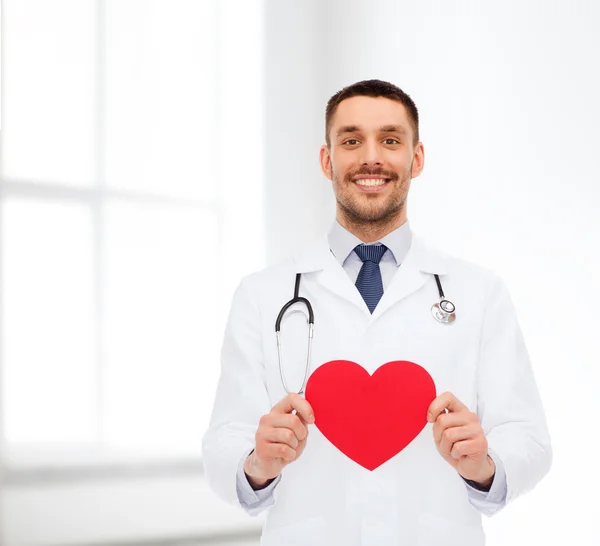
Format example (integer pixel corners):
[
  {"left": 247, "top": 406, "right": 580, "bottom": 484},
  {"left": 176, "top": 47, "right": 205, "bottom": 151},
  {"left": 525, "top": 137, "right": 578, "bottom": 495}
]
[
  {"left": 411, "top": 142, "right": 425, "bottom": 178},
  {"left": 319, "top": 144, "right": 333, "bottom": 180}
]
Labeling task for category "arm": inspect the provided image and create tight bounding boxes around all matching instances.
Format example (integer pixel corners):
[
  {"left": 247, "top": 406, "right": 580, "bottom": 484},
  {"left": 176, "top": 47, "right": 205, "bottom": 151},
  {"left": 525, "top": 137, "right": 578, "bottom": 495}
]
[
  {"left": 475, "top": 274, "right": 552, "bottom": 512},
  {"left": 201, "top": 279, "right": 273, "bottom": 510}
]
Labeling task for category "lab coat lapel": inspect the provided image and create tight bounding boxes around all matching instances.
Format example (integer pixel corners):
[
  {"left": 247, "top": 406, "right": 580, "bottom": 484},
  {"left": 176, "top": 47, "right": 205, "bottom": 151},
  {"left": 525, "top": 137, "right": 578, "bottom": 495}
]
[
  {"left": 292, "top": 234, "right": 448, "bottom": 318},
  {"left": 371, "top": 234, "right": 448, "bottom": 322},
  {"left": 293, "top": 237, "right": 369, "bottom": 314}
]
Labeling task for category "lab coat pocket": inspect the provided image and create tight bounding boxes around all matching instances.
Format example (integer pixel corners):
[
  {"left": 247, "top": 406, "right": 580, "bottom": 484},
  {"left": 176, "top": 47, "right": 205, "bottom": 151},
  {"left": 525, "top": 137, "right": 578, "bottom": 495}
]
[
  {"left": 417, "top": 511, "right": 484, "bottom": 546},
  {"left": 261, "top": 515, "right": 327, "bottom": 546}
]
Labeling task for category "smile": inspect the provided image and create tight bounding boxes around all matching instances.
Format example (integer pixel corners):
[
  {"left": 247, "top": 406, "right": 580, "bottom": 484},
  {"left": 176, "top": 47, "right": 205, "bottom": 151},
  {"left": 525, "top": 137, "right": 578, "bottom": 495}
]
[{"left": 354, "top": 178, "right": 389, "bottom": 187}]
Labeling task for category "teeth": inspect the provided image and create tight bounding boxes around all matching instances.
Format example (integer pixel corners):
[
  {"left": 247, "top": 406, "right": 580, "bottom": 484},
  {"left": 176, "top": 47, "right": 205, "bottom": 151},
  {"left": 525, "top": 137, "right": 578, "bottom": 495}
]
[{"left": 355, "top": 178, "right": 387, "bottom": 187}]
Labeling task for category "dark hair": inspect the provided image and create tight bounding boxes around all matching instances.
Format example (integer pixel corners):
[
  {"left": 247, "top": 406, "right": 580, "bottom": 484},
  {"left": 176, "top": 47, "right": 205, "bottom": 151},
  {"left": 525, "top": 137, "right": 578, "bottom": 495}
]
[{"left": 325, "top": 79, "right": 419, "bottom": 146}]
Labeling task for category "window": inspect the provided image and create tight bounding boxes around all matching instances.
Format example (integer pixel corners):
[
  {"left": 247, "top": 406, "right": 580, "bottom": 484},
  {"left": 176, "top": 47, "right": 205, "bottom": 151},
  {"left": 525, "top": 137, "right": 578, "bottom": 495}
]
[{"left": 1, "top": 0, "right": 264, "bottom": 469}]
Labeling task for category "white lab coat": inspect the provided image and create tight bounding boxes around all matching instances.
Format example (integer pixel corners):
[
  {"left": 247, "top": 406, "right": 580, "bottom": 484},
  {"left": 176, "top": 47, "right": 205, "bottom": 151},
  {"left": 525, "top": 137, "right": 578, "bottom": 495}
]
[{"left": 202, "top": 233, "right": 552, "bottom": 546}]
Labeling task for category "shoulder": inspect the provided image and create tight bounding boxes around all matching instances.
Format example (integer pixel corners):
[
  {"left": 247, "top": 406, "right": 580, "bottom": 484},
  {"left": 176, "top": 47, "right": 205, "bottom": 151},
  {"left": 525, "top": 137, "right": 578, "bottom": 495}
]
[
  {"left": 414, "top": 234, "right": 504, "bottom": 297},
  {"left": 236, "top": 236, "right": 326, "bottom": 298}
]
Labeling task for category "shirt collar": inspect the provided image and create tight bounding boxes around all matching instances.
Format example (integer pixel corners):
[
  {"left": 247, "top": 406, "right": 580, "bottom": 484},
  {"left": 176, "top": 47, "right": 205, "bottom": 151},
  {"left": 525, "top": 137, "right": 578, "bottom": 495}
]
[{"left": 327, "top": 219, "right": 413, "bottom": 267}]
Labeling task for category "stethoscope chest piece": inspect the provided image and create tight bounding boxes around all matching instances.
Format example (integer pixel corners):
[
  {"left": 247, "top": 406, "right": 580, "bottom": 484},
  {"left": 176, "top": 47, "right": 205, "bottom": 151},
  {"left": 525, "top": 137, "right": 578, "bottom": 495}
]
[{"left": 431, "top": 298, "right": 456, "bottom": 324}]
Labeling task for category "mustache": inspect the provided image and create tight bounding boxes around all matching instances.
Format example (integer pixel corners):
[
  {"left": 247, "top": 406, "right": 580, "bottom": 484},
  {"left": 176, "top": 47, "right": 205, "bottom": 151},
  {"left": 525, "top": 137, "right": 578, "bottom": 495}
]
[{"left": 344, "top": 167, "right": 399, "bottom": 182}]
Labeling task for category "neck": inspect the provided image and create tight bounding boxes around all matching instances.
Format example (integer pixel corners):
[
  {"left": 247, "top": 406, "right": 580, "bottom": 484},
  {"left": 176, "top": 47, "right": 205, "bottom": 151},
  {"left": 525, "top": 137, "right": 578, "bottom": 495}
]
[{"left": 336, "top": 208, "right": 408, "bottom": 243}]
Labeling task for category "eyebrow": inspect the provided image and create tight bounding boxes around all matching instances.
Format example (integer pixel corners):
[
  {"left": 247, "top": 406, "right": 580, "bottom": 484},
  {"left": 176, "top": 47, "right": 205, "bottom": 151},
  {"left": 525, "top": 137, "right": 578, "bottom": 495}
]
[
  {"left": 336, "top": 125, "right": 361, "bottom": 137},
  {"left": 336, "top": 124, "right": 408, "bottom": 137},
  {"left": 380, "top": 125, "right": 408, "bottom": 135}
]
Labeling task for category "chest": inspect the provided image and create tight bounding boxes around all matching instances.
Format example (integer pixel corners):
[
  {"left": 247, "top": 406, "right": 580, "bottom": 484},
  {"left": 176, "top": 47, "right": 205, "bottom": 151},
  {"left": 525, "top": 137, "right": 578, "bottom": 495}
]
[{"left": 260, "top": 272, "right": 484, "bottom": 409}]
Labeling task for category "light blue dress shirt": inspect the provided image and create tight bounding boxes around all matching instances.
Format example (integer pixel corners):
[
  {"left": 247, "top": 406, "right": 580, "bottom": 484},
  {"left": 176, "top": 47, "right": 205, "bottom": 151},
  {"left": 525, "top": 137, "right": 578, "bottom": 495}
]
[{"left": 236, "top": 220, "right": 507, "bottom": 516}]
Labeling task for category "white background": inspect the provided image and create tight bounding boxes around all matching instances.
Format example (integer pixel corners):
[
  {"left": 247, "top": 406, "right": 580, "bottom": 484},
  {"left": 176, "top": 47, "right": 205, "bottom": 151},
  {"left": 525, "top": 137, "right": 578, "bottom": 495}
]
[{"left": 1, "top": 0, "right": 599, "bottom": 544}]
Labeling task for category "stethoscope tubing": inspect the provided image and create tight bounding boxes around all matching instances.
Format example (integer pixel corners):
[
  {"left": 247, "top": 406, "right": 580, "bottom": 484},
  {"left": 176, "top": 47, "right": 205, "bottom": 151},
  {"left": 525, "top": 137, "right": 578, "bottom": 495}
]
[{"left": 275, "top": 273, "right": 314, "bottom": 395}]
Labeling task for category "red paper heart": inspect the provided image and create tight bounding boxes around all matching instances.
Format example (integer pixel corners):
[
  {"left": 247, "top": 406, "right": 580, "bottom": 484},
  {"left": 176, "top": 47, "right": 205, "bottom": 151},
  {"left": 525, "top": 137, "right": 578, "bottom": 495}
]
[{"left": 305, "top": 360, "right": 436, "bottom": 471}]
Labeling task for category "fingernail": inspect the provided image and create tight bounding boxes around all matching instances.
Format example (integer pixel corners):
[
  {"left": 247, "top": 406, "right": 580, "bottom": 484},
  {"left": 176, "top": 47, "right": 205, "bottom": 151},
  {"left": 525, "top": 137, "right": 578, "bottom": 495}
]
[{"left": 309, "top": 413, "right": 314, "bottom": 423}]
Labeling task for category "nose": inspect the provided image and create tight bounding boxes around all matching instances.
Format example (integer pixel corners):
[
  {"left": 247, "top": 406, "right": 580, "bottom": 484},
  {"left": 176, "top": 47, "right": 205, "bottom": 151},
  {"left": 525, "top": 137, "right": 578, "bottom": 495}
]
[{"left": 359, "top": 138, "right": 383, "bottom": 167}]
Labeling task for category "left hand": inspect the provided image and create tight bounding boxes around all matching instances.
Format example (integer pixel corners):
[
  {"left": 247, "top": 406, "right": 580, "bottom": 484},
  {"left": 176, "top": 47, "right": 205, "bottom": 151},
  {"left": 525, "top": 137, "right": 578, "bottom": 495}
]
[{"left": 427, "top": 391, "right": 495, "bottom": 487}]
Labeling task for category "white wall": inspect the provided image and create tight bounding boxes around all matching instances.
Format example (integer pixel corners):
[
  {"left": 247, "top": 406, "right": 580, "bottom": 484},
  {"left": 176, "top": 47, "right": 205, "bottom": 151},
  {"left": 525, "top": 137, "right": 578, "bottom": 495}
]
[
  {"left": 263, "top": 2, "right": 334, "bottom": 264},
  {"left": 263, "top": 0, "right": 600, "bottom": 544}
]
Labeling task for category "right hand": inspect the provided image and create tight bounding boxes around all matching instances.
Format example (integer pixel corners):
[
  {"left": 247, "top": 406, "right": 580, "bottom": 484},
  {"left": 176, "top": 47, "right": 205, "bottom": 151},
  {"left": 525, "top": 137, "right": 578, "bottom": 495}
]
[{"left": 244, "top": 393, "right": 315, "bottom": 489}]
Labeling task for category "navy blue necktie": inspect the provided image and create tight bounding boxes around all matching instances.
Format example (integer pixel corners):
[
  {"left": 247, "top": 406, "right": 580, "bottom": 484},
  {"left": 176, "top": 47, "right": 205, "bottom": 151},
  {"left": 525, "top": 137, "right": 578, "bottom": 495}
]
[{"left": 354, "top": 244, "right": 388, "bottom": 313}]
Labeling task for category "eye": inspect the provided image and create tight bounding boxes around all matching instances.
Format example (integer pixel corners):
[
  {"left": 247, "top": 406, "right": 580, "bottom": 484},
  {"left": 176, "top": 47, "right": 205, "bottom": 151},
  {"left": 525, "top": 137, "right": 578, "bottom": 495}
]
[
  {"left": 383, "top": 138, "right": 400, "bottom": 145},
  {"left": 343, "top": 139, "right": 360, "bottom": 146}
]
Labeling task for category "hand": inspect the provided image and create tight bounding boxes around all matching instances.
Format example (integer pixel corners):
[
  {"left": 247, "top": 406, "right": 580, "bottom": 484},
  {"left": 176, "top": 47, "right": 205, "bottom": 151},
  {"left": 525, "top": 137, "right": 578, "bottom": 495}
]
[
  {"left": 427, "top": 391, "right": 495, "bottom": 487},
  {"left": 244, "top": 393, "right": 315, "bottom": 489}
]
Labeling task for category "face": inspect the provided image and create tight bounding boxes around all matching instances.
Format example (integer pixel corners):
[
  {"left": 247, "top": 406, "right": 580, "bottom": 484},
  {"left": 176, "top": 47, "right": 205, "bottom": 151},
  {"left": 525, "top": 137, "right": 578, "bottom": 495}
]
[{"left": 320, "top": 96, "right": 424, "bottom": 229}]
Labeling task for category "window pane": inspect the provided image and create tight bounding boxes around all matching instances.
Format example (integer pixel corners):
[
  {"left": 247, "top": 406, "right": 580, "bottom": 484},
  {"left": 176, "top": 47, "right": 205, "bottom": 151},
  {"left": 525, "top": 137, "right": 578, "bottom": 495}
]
[
  {"left": 1, "top": 0, "right": 96, "bottom": 185},
  {"left": 1, "top": 199, "right": 96, "bottom": 443},
  {"left": 103, "top": 202, "right": 220, "bottom": 451},
  {"left": 104, "top": 0, "right": 218, "bottom": 200}
]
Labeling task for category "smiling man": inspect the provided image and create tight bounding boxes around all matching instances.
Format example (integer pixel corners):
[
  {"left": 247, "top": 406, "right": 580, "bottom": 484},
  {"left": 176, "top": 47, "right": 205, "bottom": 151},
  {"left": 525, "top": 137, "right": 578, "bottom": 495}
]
[
  {"left": 202, "top": 80, "right": 552, "bottom": 546},
  {"left": 320, "top": 88, "right": 423, "bottom": 242}
]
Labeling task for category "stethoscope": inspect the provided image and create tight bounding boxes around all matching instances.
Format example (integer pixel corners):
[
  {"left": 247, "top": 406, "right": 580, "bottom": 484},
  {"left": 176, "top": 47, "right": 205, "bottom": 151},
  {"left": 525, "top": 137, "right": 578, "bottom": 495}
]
[{"left": 275, "top": 272, "right": 455, "bottom": 395}]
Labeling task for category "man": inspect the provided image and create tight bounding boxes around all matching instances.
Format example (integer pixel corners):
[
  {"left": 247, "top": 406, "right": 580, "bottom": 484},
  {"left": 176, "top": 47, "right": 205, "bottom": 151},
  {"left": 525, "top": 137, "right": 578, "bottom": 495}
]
[{"left": 202, "top": 80, "right": 552, "bottom": 546}]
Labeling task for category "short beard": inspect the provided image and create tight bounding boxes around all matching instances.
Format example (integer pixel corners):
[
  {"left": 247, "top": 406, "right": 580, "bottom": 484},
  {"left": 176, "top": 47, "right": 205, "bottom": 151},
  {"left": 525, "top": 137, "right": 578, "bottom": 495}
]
[{"left": 332, "top": 162, "right": 412, "bottom": 235}]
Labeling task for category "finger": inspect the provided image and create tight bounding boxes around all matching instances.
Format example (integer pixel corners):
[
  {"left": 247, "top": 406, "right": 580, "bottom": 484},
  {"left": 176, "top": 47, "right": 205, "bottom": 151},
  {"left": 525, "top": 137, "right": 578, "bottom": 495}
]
[
  {"left": 433, "top": 417, "right": 478, "bottom": 452},
  {"left": 265, "top": 413, "right": 309, "bottom": 441},
  {"left": 272, "top": 393, "right": 315, "bottom": 424},
  {"left": 434, "top": 411, "right": 477, "bottom": 434},
  {"left": 450, "top": 438, "right": 482, "bottom": 460},
  {"left": 264, "top": 442, "right": 297, "bottom": 462},
  {"left": 436, "top": 424, "right": 479, "bottom": 454},
  {"left": 263, "top": 427, "right": 299, "bottom": 449},
  {"left": 427, "top": 391, "right": 469, "bottom": 422}
]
